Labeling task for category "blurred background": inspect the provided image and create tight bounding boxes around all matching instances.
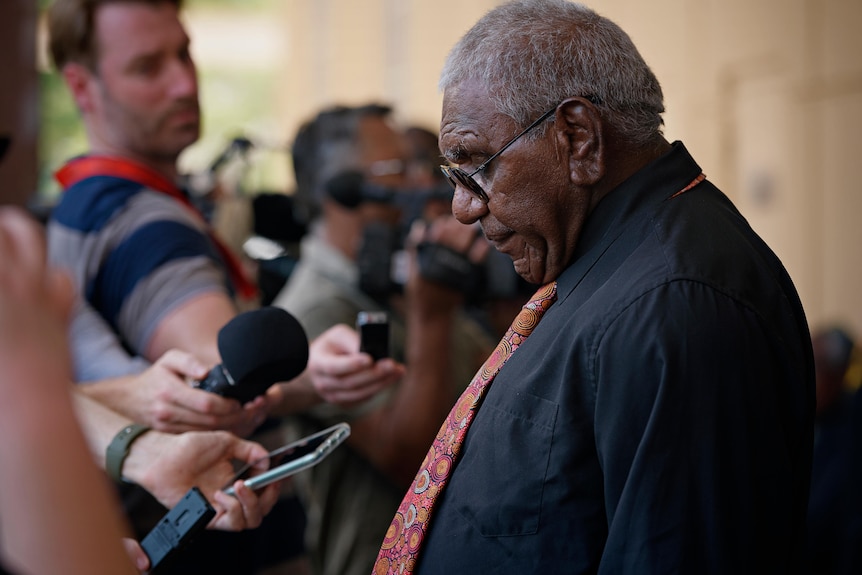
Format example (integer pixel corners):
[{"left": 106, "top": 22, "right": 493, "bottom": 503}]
[{"left": 1, "top": 0, "right": 860, "bottom": 339}]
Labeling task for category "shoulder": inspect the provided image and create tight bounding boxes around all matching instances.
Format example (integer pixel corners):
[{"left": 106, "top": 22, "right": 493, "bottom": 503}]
[
  {"left": 52, "top": 177, "right": 203, "bottom": 238},
  {"left": 51, "top": 175, "right": 145, "bottom": 233}
]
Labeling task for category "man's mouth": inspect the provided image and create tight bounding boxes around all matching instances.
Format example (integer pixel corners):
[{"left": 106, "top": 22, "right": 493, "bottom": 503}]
[{"left": 483, "top": 228, "right": 514, "bottom": 253}]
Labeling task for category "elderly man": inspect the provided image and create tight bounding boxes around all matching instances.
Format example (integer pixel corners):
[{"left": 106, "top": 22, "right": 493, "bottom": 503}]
[
  {"left": 374, "top": 1, "right": 815, "bottom": 574},
  {"left": 272, "top": 103, "right": 493, "bottom": 575}
]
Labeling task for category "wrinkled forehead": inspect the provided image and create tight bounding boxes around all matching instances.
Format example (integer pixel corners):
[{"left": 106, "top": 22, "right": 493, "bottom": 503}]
[
  {"left": 439, "top": 81, "right": 516, "bottom": 159},
  {"left": 440, "top": 81, "right": 494, "bottom": 130}
]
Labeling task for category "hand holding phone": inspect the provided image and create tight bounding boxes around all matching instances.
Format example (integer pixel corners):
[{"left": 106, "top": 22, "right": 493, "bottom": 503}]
[{"left": 223, "top": 423, "right": 351, "bottom": 496}]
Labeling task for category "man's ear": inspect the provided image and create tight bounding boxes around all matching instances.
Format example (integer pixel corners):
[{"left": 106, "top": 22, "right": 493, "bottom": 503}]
[
  {"left": 61, "top": 62, "right": 97, "bottom": 113},
  {"left": 555, "top": 97, "right": 604, "bottom": 186}
]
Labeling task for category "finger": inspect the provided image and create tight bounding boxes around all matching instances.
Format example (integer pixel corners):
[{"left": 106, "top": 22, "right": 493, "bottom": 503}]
[
  {"left": 122, "top": 538, "right": 150, "bottom": 573},
  {"left": 325, "top": 371, "right": 401, "bottom": 404},
  {"left": 225, "top": 436, "right": 270, "bottom": 469},
  {"left": 262, "top": 383, "right": 285, "bottom": 408},
  {"left": 252, "top": 481, "right": 281, "bottom": 517},
  {"left": 156, "top": 349, "right": 209, "bottom": 380},
  {"left": 217, "top": 481, "right": 265, "bottom": 529},
  {"left": 316, "top": 361, "right": 403, "bottom": 403},
  {"left": 312, "top": 352, "right": 374, "bottom": 378},
  {"left": 0, "top": 207, "right": 45, "bottom": 275},
  {"left": 209, "top": 488, "right": 246, "bottom": 531},
  {"left": 314, "top": 324, "right": 361, "bottom": 354},
  {"left": 148, "top": 399, "right": 248, "bottom": 432},
  {"left": 172, "top": 385, "right": 243, "bottom": 416}
]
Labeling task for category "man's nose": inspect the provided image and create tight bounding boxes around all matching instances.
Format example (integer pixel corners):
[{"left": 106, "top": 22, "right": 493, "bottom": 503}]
[
  {"left": 451, "top": 186, "right": 488, "bottom": 224},
  {"left": 168, "top": 59, "right": 198, "bottom": 99}
]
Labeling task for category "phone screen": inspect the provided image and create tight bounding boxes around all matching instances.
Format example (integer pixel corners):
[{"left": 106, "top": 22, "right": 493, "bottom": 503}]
[{"left": 224, "top": 422, "right": 350, "bottom": 495}]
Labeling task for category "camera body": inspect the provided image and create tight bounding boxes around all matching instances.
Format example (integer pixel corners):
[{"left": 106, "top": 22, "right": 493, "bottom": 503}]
[{"left": 355, "top": 193, "right": 525, "bottom": 305}]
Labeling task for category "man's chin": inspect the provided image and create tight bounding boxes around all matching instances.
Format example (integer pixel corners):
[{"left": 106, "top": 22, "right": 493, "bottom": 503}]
[{"left": 169, "top": 128, "right": 200, "bottom": 154}]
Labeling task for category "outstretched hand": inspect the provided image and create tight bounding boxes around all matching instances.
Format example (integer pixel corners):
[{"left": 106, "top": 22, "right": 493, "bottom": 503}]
[
  {"left": 83, "top": 349, "right": 272, "bottom": 437},
  {"left": 124, "top": 429, "right": 280, "bottom": 532},
  {"left": 307, "top": 324, "right": 405, "bottom": 406}
]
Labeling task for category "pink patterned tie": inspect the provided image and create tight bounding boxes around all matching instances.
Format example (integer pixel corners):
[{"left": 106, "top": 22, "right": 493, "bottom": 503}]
[{"left": 373, "top": 281, "right": 558, "bottom": 575}]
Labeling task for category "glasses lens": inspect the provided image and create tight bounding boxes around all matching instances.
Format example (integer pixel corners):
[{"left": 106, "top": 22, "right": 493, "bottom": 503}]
[
  {"left": 441, "top": 166, "right": 459, "bottom": 189},
  {"left": 441, "top": 166, "right": 488, "bottom": 203}
]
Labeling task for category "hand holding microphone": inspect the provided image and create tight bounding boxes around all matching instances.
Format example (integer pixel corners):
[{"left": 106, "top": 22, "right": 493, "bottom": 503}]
[
  {"left": 194, "top": 306, "right": 309, "bottom": 404},
  {"left": 103, "top": 308, "right": 309, "bottom": 435}
]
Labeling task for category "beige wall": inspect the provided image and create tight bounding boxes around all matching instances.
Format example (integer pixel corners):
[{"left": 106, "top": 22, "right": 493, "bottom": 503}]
[{"left": 275, "top": 0, "right": 862, "bottom": 337}]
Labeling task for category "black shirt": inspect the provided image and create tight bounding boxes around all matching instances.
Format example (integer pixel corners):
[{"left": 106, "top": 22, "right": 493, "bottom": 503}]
[{"left": 416, "top": 142, "right": 815, "bottom": 574}]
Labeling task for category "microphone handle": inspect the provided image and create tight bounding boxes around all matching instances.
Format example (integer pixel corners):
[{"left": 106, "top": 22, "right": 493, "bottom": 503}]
[
  {"left": 194, "top": 364, "right": 236, "bottom": 398},
  {"left": 194, "top": 364, "right": 275, "bottom": 404}
]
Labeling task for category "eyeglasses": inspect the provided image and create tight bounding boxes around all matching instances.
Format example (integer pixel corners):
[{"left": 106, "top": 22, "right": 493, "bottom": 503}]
[{"left": 440, "top": 103, "right": 559, "bottom": 204}]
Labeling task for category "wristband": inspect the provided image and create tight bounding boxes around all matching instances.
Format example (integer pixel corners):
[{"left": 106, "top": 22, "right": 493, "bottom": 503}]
[{"left": 106, "top": 423, "right": 151, "bottom": 482}]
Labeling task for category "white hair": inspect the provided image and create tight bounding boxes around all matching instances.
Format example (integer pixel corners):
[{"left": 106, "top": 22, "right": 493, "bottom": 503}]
[{"left": 439, "top": 0, "right": 665, "bottom": 146}]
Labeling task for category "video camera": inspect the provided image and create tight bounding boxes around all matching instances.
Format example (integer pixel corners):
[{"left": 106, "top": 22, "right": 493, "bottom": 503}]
[{"left": 325, "top": 171, "right": 529, "bottom": 305}]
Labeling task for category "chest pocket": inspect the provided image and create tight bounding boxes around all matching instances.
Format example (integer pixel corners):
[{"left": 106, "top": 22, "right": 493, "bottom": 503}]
[{"left": 450, "top": 391, "right": 558, "bottom": 537}]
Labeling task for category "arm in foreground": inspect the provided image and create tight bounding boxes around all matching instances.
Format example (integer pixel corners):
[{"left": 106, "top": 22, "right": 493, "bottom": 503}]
[
  {"left": 73, "top": 392, "right": 281, "bottom": 532},
  {"left": 0, "top": 206, "right": 137, "bottom": 575}
]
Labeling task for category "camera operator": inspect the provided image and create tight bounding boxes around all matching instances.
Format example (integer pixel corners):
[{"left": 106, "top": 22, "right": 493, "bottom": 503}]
[{"left": 271, "top": 103, "right": 495, "bottom": 575}]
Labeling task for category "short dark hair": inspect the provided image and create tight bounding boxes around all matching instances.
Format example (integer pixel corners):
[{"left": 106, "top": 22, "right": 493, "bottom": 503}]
[
  {"left": 290, "top": 103, "right": 392, "bottom": 223},
  {"left": 47, "top": 0, "right": 182, "bottom": 71}
]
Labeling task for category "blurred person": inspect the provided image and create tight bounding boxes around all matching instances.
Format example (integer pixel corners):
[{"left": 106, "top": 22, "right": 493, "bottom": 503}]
[
  {"left": 0, "top": 205, "right": 138, "bottom": 575},
  {"left": 812, "top": 327, "right": 856, "bottom": 418},
  {"left": 271, "top": 104, "right": 494, "bottom": 575},
  {"left": 807, "top": 326, "right": 859, "bottom": 574},
  {"left": 373, "top": 1, "right": 815, "bottom": 573},
  {"left": 43, "top": 1, "right": 403, "bottom": 573},
  {"left": 0, "top": 206, "right": 276, "bottom": 574},
  {"left": 403, "top": 125, "right": 450, "bottom": 220}
]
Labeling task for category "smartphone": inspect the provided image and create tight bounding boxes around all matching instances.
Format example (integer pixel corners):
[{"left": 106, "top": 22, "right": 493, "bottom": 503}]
[
  {"left": 223, "top": 422, "right": 351, "bottom": 495},
  {"left": 357, "top": 311, "right": 390, "bottom": 361}
]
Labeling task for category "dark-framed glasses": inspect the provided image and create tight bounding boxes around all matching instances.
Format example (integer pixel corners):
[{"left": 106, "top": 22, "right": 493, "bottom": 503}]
[{"left": 440, "top": 103, "right": 559, "bottom": 203}]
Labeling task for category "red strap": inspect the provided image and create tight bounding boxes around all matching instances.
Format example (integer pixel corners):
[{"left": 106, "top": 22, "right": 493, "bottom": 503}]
[{"left": 55, "top": 156, "right": 258, "bottom": 300}]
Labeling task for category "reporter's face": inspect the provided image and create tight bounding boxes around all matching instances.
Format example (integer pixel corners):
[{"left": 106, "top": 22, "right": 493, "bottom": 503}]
[{"left": 89, "top": 2, "right": 200, "bottom": 162}]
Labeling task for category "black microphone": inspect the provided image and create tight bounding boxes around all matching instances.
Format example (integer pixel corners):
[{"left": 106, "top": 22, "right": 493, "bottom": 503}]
[
  {"left": 325, "top": 171, "right": 395, "bottom": 208},
  {"left": 194, "top": 307, "right": 309, "bottom": 404}
]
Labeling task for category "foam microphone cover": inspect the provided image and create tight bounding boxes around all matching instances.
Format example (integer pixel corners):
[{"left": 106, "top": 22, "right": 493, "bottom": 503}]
[{"left": 217, "top": 306, "right": 309, "bottom": 403}]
